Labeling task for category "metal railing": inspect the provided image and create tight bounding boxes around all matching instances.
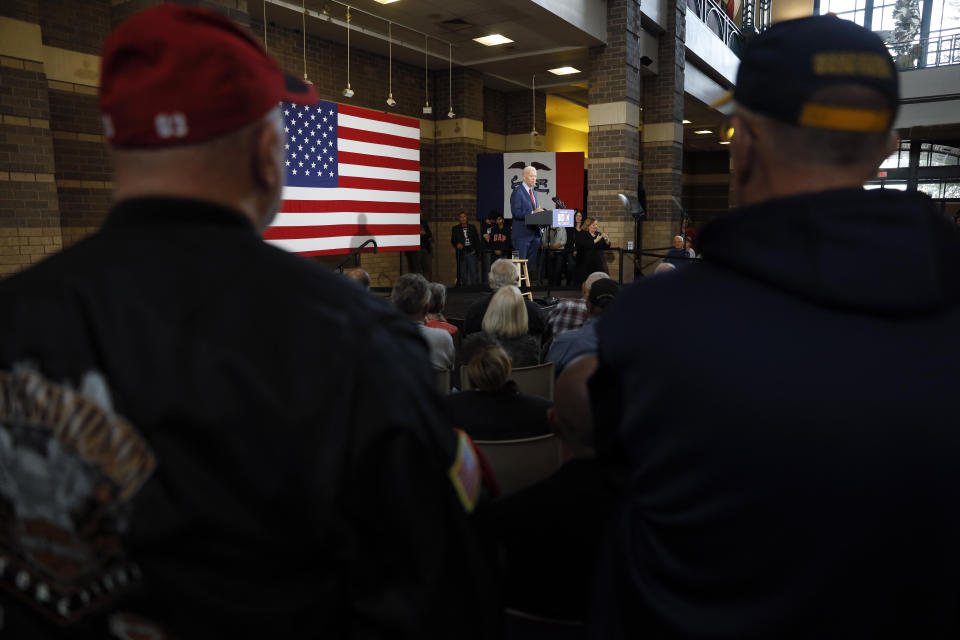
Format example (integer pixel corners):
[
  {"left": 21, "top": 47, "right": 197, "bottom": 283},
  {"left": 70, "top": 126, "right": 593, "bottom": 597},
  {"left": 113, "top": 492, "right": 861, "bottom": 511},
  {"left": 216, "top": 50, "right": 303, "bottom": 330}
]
[
  {"left": 688, "top": 0, "right": 743, "bottom": 49},
  {"left": 334, "top": 238, "right": 378, "bottom": 272},
  {"left": 887, "top": 27, "right": 960, "bottom": 70}
]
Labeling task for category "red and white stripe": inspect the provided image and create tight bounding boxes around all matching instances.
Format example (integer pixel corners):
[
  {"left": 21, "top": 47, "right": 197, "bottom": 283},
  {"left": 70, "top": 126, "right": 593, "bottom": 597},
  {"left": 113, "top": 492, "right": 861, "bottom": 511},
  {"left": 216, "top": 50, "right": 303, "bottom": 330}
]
[{"left": 265, "top": 104, "right": 421, "bottom": 256}]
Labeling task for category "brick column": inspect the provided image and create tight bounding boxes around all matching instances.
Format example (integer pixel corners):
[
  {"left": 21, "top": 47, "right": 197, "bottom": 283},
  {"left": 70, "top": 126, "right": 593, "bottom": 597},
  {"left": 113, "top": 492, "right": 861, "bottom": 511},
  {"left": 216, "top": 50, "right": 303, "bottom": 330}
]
[
  {"left": 43, "top": 0, "right": 113, "bottom": 248},
  {"left": 430, "top": 67, "right": 485, "bottom": 287},
  {"left": 640, "top": 0, "right": 685, "bottom": 270},
  {"left": 504, "top": 88, "right": 547, "bottom": 153},
  {"left": 0, "top": 4, "right": 63, "bottom": 277},
  {"left": 587, "top": 0, "right": 643, "bottom": 282}
]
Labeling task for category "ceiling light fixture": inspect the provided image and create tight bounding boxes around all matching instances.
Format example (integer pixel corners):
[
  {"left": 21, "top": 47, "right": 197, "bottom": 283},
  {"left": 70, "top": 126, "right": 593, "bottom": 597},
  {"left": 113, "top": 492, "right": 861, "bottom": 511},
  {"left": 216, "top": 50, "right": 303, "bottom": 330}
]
[
  {"left": 682, "top": 119, "right": 692, "bottom": 124},
  {"left": 447, "top": 42, "right": 455, "bottom": 119},
  {"left": 373, "top": 0, "right": 400, "bottom": 4},
  {"left": 531, "top": 73, "right": 539, "bottom": 137},
  {"left": 386, "top": 22, "right": 396, "bottom": 107},
  {"left": 719, "top": 140, "right": 731, "bottom": 145},
  {"left": 342, "top": 6, "right": 354, "bottom": 98},
  {"left": 301, "top": 0, "right": 313, "bottom": 86},
  {"left": 473, "top": 34, "right": 513, "bottom": 46},
  {"left": 694, "top": 129, "right": 713, "bottom": 134},
  {"left": 548, "top": 66, "right": 580, "bottom": 75},
  {"left": 423, "top": 34, "right": 432, "bottom": 115}
]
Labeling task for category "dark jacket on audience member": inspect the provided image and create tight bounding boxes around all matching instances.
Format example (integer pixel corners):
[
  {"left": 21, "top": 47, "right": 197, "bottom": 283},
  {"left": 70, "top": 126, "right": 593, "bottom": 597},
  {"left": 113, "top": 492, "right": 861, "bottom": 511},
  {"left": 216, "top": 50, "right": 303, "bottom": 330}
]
[
  {"left": 590, "top": 188, "right": 960, "bottom": 639},
  {"left": 443, "top": 381, "right": 551, "bottom": 440},
  {"left": 0, "top": 198, "right": 499, "bottom": 639},
  {"left": 495, "top": 334, "right": 541, "bottom": 368}
]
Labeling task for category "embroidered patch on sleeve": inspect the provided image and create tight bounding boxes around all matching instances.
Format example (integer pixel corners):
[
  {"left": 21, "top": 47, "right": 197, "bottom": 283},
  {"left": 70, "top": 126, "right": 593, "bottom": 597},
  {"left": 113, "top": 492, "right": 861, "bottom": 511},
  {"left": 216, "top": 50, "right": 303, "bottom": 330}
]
[
  {"left": 0, "top": 366, "right": 156, "bottom": 626},
  {"left": 448, "top": 429, "right": 481, "bottom": 513}
]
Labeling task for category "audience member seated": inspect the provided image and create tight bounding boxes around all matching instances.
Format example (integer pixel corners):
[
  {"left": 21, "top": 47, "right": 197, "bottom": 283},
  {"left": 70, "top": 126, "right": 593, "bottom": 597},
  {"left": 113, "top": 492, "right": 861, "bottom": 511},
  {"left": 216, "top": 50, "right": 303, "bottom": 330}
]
[
  {"left": 344, "top": 267, "right": 370, "bottom": 290},
  {"left": 477, "top": 355, "right": 614, "bottom": 622},
  {"left": 444, "top": 334, "right": 551, "bottom": 440},
  {"left": 664, "top": 235, "right": 690, "bottom": 267},
  {"left": 464, "top": 259, "right": 550, "bottom": 342},
  {"left": 547, "top": 271, "right": 611, "bottom": 337},
  {"left": 391, "top": 273, "right": 455, "bottom": 370},
  {"left": 482, "top": 286, "right": 541, "bottom": 367},
  {"left": 426, "top": 282, "right": 458, "bottom": 336},
  {"left": 546, "top": 279, "right": 621, "bottom": 374}
]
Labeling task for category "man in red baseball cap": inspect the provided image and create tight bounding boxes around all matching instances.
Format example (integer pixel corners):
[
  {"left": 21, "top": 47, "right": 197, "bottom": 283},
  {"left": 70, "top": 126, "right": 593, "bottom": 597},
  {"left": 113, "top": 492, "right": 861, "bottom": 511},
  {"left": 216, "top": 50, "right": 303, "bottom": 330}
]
[{"left": 0, "top": 5, "right": 497, "bottom": 638}]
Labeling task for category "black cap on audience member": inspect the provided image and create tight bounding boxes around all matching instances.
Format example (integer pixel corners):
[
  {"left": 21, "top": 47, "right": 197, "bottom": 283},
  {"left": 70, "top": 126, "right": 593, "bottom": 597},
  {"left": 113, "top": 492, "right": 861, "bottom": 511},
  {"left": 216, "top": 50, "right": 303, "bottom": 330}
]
[
  {"left": 588, "top": 279, "right": 621, "bottom": 310},
  {"left": 721, "top": 15, "right": 898, "bottom": 133}
]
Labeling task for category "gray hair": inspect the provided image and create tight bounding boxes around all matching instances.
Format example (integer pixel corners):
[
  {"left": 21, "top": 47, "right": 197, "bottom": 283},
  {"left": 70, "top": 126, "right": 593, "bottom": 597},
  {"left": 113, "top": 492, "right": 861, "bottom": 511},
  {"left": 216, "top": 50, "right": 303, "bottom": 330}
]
[
  {"left": 391, "top": 273, "right": 430, "bottom": 317},
  {"left": 488, "top": 258, "right": 520, "bottom": 290},
  {"left": 427, "top": 282, "right": 447, "bottom": 314}
]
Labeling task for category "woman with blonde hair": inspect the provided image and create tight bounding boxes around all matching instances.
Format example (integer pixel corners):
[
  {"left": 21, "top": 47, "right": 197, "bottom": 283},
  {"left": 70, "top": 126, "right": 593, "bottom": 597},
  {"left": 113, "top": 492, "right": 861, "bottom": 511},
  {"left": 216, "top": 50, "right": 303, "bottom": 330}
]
[{"left": 481, "top": 286, "right": 540, "bottom": 367}]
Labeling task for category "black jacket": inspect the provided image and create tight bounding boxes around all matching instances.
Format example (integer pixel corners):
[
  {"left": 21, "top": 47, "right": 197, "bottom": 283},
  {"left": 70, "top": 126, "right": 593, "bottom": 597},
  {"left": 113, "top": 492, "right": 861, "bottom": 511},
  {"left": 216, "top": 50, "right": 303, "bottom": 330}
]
[
  {"left": 0, "top": 198, "right": 498, "bottom": 639},
  {"left": 590, "top": 188, "right": 960, "bottom": 639},
  {"left": 451, "top": 222, "right": 480, "bottom": 254},
  {"left": 575, "top": 229, "right": 610, "bottom": 275}
]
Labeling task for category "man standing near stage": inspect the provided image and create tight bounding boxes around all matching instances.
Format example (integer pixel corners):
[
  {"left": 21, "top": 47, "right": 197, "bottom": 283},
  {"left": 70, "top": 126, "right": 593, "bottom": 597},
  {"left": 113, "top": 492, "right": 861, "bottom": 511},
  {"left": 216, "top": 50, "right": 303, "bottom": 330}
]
[
  {"left": 451, "top": 211, "right": 480, "bottom": 287},
  {"left": 510, "top": 166, "right": 545, "bottom": 278}
]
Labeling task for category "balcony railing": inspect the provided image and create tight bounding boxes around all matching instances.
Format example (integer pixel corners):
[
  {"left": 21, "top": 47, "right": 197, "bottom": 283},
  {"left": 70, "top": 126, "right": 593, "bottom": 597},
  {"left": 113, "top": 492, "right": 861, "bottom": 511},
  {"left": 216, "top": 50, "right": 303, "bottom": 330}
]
[
  {"left": 687, "top": 0, "right": 743, "bottom": 50},
  {"left": 887, "top": 27, "right": 960, "bottom": 70}
]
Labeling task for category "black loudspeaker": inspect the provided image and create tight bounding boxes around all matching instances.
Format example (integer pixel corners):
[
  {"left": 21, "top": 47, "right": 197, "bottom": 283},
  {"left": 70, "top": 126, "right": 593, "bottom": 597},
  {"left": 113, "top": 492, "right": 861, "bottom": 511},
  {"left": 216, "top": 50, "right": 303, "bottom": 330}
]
[{"left": 617, "top": 193, "right": 646, "bottom": 220}]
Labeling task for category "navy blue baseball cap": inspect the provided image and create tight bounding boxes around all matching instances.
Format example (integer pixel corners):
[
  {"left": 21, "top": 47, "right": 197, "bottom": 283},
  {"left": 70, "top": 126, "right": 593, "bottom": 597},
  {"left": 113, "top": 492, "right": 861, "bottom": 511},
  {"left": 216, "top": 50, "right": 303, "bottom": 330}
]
[{"left": 720, "top": 16, "right": 898, "bottom": 133}]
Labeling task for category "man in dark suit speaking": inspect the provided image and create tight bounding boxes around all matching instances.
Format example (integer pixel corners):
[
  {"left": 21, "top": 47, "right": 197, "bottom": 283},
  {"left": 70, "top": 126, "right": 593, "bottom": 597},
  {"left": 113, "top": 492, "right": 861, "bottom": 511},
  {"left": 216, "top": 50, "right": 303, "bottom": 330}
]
[{"left": 509, "top": 165, "right": 545, "bottom": 278}]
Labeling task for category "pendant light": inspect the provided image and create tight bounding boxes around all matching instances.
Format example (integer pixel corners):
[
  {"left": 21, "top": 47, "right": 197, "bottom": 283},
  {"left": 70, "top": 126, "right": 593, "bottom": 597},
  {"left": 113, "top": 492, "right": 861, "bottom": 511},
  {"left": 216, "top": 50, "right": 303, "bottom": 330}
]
[
  {"left": 422, "top": 34, "right": 432, "bottom": 115},
  {"left": 386, "top": 22, "right": 396, "bottom": 107},
  {"left": 342, "top": 6, "right": 354, "bottom": 98},
  {"left": 447, "top": 42, "right": 455, "bottom": 119},
  {"left": 301, "top": 0, "right": 313, "bottom": 85},
  {"left": 531, "top": 73, "right": 539, "bottom": 136}
]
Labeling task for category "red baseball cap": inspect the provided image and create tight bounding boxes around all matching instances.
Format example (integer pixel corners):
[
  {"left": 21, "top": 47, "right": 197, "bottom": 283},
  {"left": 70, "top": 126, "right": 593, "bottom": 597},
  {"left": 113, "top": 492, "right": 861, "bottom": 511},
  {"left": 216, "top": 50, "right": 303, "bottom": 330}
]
[{"left": 99, "top": 3, "right": 318, "bottom": 148}]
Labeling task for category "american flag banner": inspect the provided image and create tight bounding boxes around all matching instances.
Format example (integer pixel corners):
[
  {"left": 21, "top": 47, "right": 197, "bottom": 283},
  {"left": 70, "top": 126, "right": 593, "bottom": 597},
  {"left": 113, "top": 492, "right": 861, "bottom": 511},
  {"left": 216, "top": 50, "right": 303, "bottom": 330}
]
[{"left": 264, "top": 100, "right": 421, "bottom": 256}]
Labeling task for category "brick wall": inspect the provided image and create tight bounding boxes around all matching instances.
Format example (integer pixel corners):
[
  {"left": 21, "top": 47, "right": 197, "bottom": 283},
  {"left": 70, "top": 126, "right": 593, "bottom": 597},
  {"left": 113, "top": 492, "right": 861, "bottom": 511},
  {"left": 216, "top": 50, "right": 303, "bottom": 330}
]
[
  {"left": 505, "top": 90, "right": 547, "bottom": 136},
  {"left": 682, "top": 150, "right": 729, "bottom": 229},
  {"left": 640, "top": 0, "right": 685, "bottom": 259},
  {"left": 484, "top": 87, "right": 506, "bottom": 136},
  {"left": 586, "top": 0, "right": 643, "bottom": 241}
]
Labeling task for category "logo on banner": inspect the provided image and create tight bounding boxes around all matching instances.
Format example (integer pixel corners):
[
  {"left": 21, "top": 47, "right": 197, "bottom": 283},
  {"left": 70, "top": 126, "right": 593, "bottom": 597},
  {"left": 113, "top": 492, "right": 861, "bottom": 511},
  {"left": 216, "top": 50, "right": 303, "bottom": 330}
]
[{"left": 507, "top": 160, "right": 552, "bottom": 194}]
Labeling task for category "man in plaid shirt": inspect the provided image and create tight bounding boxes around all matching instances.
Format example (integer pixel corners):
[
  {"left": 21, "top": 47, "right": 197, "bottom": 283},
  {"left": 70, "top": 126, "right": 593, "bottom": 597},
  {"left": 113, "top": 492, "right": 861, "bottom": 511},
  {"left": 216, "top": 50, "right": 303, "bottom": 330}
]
[{"left": 547, "top": 271, "right": 611, "bottom": 336}]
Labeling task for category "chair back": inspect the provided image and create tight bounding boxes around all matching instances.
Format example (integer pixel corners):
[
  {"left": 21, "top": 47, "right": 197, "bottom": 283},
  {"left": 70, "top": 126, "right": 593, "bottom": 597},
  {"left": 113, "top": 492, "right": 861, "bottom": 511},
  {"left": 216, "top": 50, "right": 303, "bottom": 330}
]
[
  {"left": 473, "top": 433, "right": 563, "bottom": 495},
  {"left": 434, "top": 368, "right": 451, "bottom": 395},
  {"left": 510, "top": 362, "right": 554, "bottom": 400},
  {"left": 460, "top": 361, "right": 555, "bottom": 401}
]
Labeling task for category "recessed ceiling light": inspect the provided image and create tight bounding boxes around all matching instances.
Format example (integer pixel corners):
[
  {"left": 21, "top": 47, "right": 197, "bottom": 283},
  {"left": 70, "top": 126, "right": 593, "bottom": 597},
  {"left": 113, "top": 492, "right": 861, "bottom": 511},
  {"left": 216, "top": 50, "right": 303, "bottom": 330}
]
[
  {"left": 473, "top": 34, "right": 513, "bottom": 46},
  {"left": 682, "top": 119, "right": 692, "bottom": 124},
  {"left": 719, "top": 140, "right": 731, "bottom": 145},
  {"left": 374, "top": 0, "right": 401, "bottom": 4},
  {"left": 694, "top": 129, "right": 713, "bottom": 134},
  {"left": 548, "top": 66, "right": 581, "bottom": 75}
]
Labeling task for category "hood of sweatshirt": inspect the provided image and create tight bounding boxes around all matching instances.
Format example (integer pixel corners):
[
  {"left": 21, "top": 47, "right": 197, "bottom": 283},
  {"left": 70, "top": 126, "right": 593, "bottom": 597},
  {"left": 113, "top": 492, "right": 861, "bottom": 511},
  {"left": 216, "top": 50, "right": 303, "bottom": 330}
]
[{"left": 697, "top": 188, "right": 960, "bottom": 316}]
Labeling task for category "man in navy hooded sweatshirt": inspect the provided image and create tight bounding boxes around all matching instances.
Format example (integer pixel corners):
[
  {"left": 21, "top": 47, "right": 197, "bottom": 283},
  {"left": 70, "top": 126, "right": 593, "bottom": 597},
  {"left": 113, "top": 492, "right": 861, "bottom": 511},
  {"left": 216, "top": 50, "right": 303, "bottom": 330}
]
[{"left": 589, "top": 16, "right": 960, "bottom": 640}]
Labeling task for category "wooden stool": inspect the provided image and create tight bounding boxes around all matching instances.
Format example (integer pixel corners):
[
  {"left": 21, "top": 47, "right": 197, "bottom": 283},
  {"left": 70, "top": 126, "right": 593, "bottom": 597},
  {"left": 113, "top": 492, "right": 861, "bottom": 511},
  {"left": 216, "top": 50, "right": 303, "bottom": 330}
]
[{"left": 509, "top": 258, "right": 534, "bottom": 301}]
